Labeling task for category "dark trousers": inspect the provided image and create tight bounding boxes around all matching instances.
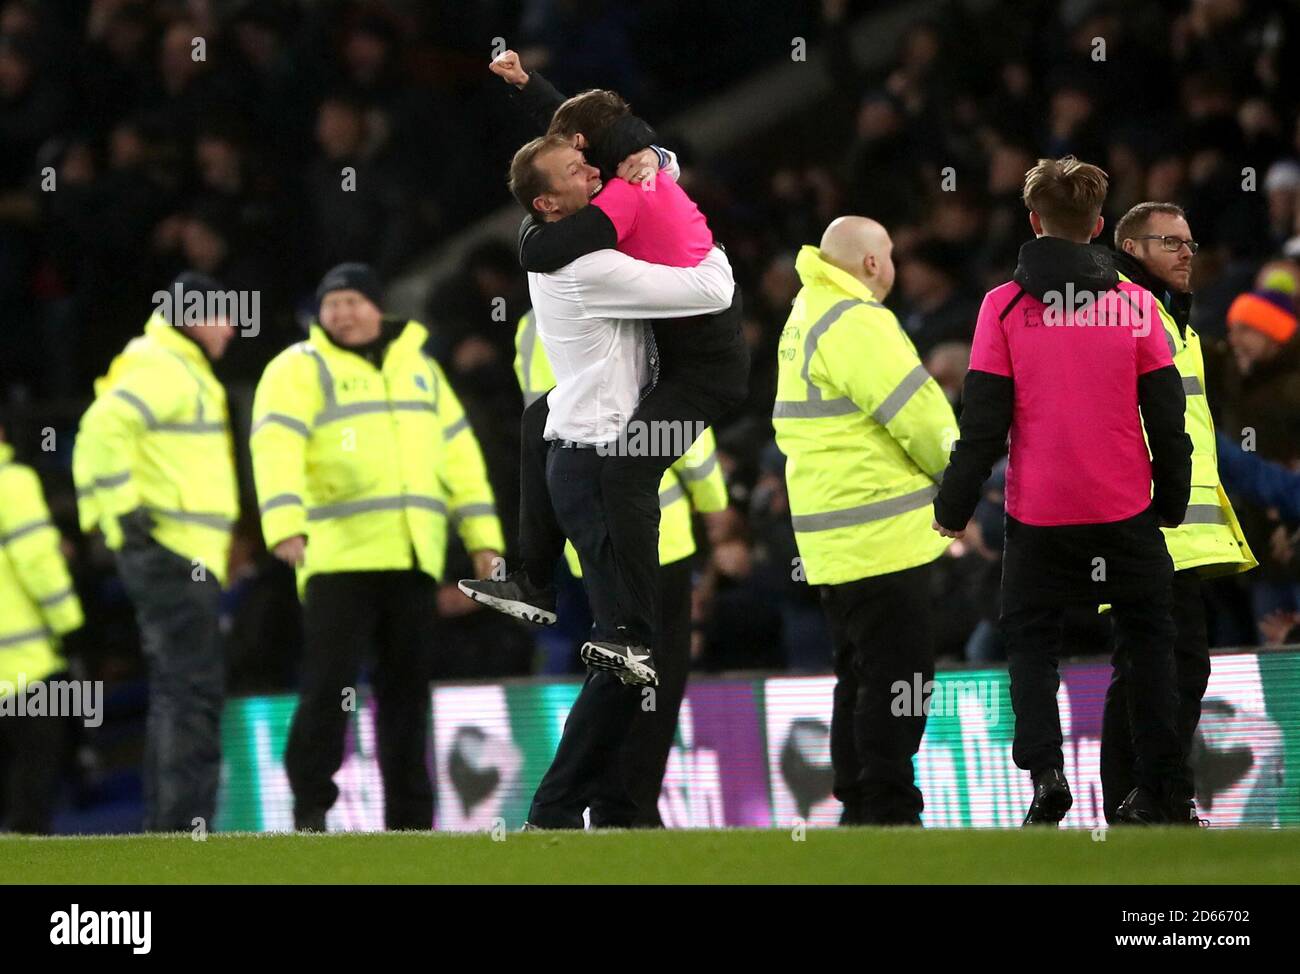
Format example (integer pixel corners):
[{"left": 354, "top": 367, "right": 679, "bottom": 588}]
[
  {"left": 1100, "top": 569, "right": 1210, "bottom": 820},
  {"left": 0, "top": 676, "right": 68, "bottom": 833},
  {"left": 519, "top": 392, "right": 566, "bottom": 586},
  {"left": 1003, "top": 590, "right": 1182, "bottom": 793},
  {"left": 822, "top": 561, "right": 935, "bottom": 824},
  {"left": 286, "top": 570, "right": 436, "bottom": 830},
  {"left": 591, "top": 555, "right": 694, "bottom": 827},
  {"left": 116, "top": 539, "right": 223, "bottom": 831},
  {"left": 529, "top": 444, "right": 641, "bottom": 827},
  {"left": 517, "top": 338, "right": 747, "bottom": 647}
]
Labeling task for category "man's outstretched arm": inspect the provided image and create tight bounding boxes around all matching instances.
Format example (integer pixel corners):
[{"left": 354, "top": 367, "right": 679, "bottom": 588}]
[
  {"left": 574, "top": 248, "right": 734, "bottom": 320},
  {"left": 491, "top": 50, "right": 566, "bottom": 134}
]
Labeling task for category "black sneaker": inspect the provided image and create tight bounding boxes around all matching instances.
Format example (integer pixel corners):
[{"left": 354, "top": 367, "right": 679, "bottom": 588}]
[
  {"left": 458, "top": 572, "right": 557, "bottom": 626},
  {"left": 1022, "top": 768, "right": 1073, "bottom": 826},
  {"left": 580, "top": 639, "right": 658, "bottom": 686}
]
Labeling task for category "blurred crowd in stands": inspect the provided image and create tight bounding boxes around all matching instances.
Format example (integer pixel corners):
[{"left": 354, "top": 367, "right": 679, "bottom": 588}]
[{"left": 2, "top": 0, "right": 1300, "bottom": 733}]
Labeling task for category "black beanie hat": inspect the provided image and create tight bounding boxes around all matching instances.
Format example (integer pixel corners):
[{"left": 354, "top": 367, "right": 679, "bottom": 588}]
[
  {"left": 316, "top": 262, "right": 384, "bottom": 311},
  {"left": 160, "top": 270, "right": 228, "bottom": 326}
]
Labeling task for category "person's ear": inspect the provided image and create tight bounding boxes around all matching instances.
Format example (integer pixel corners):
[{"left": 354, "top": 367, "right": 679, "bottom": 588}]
[
  {"left": 1028, "top": 211, "right": 1042, "bottom": 237},
  {"left": 1121, "top": 238, "right": 1136, "bottom": 256},
  {"left": 533, "top": 194, "right": 553, "bottom": 214},
  {"left": 572, "top": 133, "right": 587, "bottom": 150},
  {"left": 1091, "top": 214, "right": 1104, "bottom": 241}
]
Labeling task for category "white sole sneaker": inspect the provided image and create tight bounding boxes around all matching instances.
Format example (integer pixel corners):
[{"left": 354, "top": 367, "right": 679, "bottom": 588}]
[
  {"left": 457, "top": 581, "right": 558, "bottom": 626},
  {"left": 579, "top": 641, "right": 658, "bottom": 687}
]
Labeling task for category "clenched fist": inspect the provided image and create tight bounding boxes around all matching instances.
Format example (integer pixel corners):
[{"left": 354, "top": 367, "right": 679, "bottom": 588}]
[{"left": 489, "top": 50, "right": 529, "bottom": 88}]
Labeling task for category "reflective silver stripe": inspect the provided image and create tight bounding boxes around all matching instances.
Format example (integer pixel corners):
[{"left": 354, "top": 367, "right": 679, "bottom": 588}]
[
  {"left": 872, "top": 364, "right": 932, "bottom": 425},
  {"left": 443, "top": 417, "right": 469, "bottom": 440},
  {"left": 1182, "top": 375, "right": 1204, "bottom": 396},
  {"left": 1, "top": 518, "right": 53, "bottom": 545},
  {"left": 1181, "top": 504, "right": 1227, "bottom": 525},
  {"left": 316, "top": 400, "right": 435, "bottom": 425},
  {"left": 660, "top": 482, "right": 686, "bottom": 506},
  {"left": 113, "top": 389, "right": 158, "bottom": 427},
  {"left": 111, "top": 389, "right": 221, "bottom": 433},
  {"left": 0, "top": 627, "right": 49, "bottom": 649},
  {"left": 95, "top": 471, "right": 131, "bottom": 489},
  {"left": 799, "top": 299, "right": 868, "bottom": 402},
  {"left": 452, "top": 502, "right": 496, "bottom": 520},
  {"left": 1164, "top": 327, "right": 1177, "bottom": 358},
  {"left": 773, "top": 397, "right": 860, "bottom": 419},
  {"left": 154, "top": 420, "right": 225, "bottom": 434},
  {"left": 260, "top": 493, "right": 303, "bottom": 515},
  {"left": 303, "top": 346, "right": 337, "bottom": 410},
  {"left": 680, "top": 452, "right": 718, "bottom": 482},
  {"left": 145, "top": 508, "right": 235, "bottom": 530},
  {"left": 790, "top": 485, "right": 938, "bottom": 532},
  {"left": 76, "top": 486, "right": 93, "bottom": 499},
  {"left": 306, "top": 495, "right": 447, "bottom": 521},
  {"left": 252, "top": 413, "right": 310, "bottom": 438},
  {"left": 523, "top": 390, "right": 546, "bottom": 407},
  {"left": 38, "top": 587, "right": 75, "bottom": 609},
  {"left": 518, "top": 310, "right": 540, "bottom": 402}
]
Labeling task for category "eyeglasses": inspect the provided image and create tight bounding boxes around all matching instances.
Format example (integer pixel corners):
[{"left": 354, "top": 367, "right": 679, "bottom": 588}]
[{"left": 1130, "top": 234, "right": 1199, "bottom": 255}]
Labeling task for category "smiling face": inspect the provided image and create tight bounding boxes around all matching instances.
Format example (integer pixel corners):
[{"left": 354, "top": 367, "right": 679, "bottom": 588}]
[
  {"left": 1124, "top": 211, "right": 1195, "bottom": 293},
  {"left": 319, "top": 289, "right": 382, "bottom": 346},
  {"left": 532, "top": 144, "right": 602, "bottom": 221}
]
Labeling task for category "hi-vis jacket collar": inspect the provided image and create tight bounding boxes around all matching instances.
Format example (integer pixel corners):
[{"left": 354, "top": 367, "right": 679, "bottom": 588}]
[
  {"left": 143, "top": 312, "right": 214, "bottom": 367},
  {"left": 308, "top": 319, "right": 428, "bottom": 362},
  {"left": 795, "top": 245, "right": 881, "bottom": 305}
]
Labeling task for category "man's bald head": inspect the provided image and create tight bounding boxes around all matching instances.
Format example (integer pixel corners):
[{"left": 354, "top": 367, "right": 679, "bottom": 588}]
[{"left": 819, "top": 216, "right": 896, "bottom": 299}]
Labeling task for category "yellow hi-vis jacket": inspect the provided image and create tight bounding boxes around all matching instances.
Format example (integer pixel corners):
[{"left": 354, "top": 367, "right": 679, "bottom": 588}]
[
  {"left": 0, "top": 443, "right": 84, "bottom": 688},
  {"left": 1118, "top": 273, "right": 1255, "bottom": 577},
  {"left": 251, "top": 320, "right": 504, "bottom": 593},
  {"left": 74, "top": 314, "right": 238, "bottom": 583},
  {"left": 773, "top": 246, "right": 958, "bottom": 585},
  {"left": 515, "top": 311, "right": 729, "bottom": 572}
]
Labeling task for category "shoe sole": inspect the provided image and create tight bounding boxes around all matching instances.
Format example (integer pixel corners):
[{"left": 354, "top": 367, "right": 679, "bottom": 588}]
[
  {"left": 580, "top": 641, "right": 659, "bottom": 687},
  {"left": 1024, "top": 788, "right": 1073, "bottom": 826},
  {"left": 457, "top": 581, "right": 557, "bottom": 626}
]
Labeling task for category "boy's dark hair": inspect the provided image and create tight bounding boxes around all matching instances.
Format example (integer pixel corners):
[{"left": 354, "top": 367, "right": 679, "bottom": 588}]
[{"left": 548, "top": 89, "right": 630, "bottom": 140}]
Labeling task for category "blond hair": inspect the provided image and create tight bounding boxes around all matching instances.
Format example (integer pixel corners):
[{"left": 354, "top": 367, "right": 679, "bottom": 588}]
[{"left": 1022, "top": 155, "right": 1109, "bottom": 241}]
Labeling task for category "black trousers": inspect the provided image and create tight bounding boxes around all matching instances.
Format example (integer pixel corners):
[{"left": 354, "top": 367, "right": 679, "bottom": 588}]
[
  {"left": 591, "top": 555, "right": 694, "bottom": 827},
  {"left": 116, "top": 538, "right": 223, "bottom": 831},
  {"left": 822, "top": 561, "right": 935, "bottom": 824},
  {"left": 517, "top": 315, "right": 747, "bottom": 648},
  {"left": 286, "top": 570, "right": 436, "bottom": 830},
  {"left": 529, "top": 444, "right": 641, "bottom": 827},
  {"left": 1100, "top": 569, "right": 1210, "bottom": 820},
  {"left": 0, "top": 676, "right": 68, "bottom": 833},
  {"left": 1003, "top": 590, "right": 1182, "bottom": 793}
]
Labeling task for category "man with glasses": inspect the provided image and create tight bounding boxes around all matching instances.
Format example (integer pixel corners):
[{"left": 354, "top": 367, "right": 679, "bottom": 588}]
[{"left": 1102, "top": 202, "right": 1257, "bottom": 824}]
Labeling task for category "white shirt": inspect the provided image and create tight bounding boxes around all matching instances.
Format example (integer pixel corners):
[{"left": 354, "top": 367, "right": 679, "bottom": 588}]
[{"left": 528, "top": 246, "right": 735, "bottom": 444}]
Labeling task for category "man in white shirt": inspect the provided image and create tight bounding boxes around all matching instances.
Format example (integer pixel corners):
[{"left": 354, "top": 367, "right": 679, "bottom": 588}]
[{"left": 475, "top": 134, "right": 733, "bottom": 829}]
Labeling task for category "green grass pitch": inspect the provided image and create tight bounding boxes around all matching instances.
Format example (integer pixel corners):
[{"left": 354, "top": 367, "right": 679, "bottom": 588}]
[{"left": 4, "top": 828, "right": 1298, "bottom": 884}]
